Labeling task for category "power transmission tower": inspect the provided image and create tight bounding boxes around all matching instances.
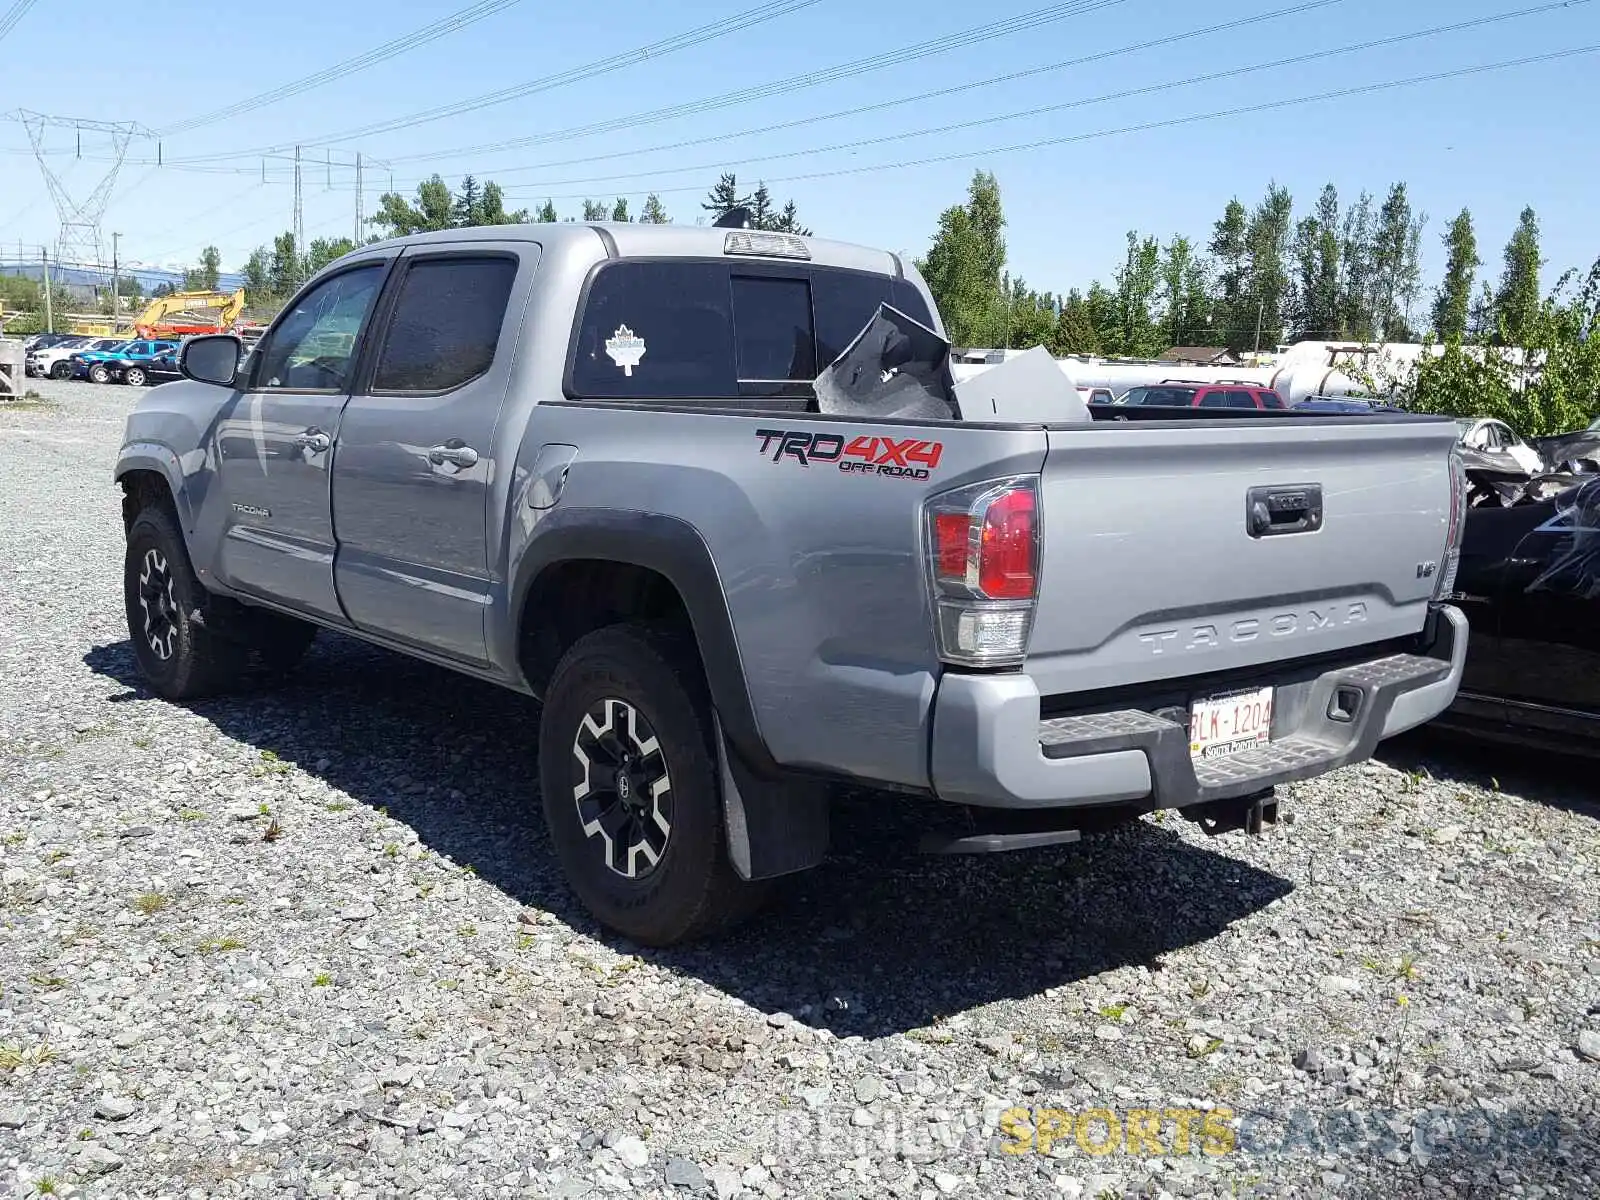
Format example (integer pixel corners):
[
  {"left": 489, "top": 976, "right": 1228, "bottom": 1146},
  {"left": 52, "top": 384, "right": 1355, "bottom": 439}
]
[
  {"left": 15, "top": 110, "right": 147, "bottom": 274},
  {"left": 292, "top": 144, "right": 304, "bottom": 255}
]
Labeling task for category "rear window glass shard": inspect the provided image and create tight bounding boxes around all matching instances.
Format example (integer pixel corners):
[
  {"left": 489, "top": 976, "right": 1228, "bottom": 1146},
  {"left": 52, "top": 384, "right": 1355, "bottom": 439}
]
[{"left": 372, "top": 257, "right": 517, "bottom": 393}]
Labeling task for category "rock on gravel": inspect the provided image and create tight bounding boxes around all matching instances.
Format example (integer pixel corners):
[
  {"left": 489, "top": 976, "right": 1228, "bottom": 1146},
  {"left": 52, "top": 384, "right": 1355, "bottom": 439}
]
[{"left": 2, "top": 379, "right": 1600, "bottom": 1198}]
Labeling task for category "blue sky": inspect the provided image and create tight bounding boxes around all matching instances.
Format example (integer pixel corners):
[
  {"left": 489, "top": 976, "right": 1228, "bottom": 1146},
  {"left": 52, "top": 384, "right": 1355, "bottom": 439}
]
[{"left": 1, "top": 0, "right": 1595, "bottom": 305}]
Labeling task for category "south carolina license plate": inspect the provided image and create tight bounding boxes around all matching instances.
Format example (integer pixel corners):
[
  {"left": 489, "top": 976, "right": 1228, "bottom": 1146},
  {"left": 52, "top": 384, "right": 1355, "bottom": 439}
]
[{"left": 1189, "top": 687, "right": 1274, "bottom": 759}]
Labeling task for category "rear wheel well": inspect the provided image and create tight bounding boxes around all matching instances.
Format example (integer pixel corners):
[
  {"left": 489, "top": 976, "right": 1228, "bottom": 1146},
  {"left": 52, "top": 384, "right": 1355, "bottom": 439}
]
[
  {"left": 518, "top": 559, "right": 694, "bottom": 696},
  {"left": 120, "top": 469, "right": 177, "bottom": 532}
]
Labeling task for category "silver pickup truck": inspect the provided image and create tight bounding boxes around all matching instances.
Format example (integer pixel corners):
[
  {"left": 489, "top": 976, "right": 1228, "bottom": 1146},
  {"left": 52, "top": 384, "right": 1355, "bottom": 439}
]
[{"left": 115, "top": 222, "right": 1468, "bottom": 945}]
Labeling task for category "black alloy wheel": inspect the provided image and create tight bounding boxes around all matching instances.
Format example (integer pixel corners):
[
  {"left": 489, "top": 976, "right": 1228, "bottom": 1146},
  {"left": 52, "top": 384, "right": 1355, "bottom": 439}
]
[{"left": 571, "top": 696, "right": 674, "bottom": 880}]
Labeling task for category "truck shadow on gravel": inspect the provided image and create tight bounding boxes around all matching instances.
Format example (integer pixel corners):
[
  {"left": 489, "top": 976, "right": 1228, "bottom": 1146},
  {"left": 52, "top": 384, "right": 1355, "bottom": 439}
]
[
  {"left": 86, "top": 633, "right": 1294, "bottom": 1037},
  {"left": 1376, "top": 730, "right": 1600, "bottom": 822}
]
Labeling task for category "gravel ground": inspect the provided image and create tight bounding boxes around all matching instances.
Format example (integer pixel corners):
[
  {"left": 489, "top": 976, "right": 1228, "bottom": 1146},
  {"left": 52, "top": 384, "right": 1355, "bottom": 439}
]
[{"left": 2, "top": 378, "right": 1599, "bottom": 1200}]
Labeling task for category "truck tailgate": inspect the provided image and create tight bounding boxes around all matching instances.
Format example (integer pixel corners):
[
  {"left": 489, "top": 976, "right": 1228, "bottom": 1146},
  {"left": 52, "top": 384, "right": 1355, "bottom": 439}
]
[{"left": 1025, "top": 416, "right": 1459, "bottom": 697}]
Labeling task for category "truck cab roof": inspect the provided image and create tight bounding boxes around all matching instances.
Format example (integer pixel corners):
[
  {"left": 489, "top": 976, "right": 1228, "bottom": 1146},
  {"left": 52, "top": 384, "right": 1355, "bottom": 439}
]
[{"left": 357, "top": 221, "right": 911, "bottom": 282}]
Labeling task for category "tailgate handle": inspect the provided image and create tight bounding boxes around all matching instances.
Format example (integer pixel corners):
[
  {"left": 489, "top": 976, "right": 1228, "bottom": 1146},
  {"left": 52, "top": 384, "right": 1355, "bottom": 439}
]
[{"left": 1247, "top": 484, "right": 1322, "bottom": 537}]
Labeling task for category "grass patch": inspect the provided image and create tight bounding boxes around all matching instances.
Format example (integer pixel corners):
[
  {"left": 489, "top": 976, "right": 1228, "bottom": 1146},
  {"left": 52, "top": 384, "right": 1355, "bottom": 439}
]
[
  {"left": 0, "top": 1042, "right": 57, "bottom": 1071},
  {"left": 312, "top": 971, "right": 333, "bottom": 987},
  {"left": 1097, "top": 1003, "right": 1127, "bottom": 1021},
  {"left": 325, "top": 800, "right": 352, "bottom": 813},
  {"left": 179, "top": 809, "right": 208, "bottom": 822},
  {"left": 197, "top": 936, "right": 246, "bottom": 954},
  {"left": 132, "top": 893, "right": 168, "bottom": 916}
]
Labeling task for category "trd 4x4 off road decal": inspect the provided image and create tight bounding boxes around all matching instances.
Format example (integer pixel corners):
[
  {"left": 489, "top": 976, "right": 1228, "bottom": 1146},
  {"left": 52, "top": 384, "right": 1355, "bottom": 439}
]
[{"left": 755, "top": 429, "right": 943, "bottom": 480}]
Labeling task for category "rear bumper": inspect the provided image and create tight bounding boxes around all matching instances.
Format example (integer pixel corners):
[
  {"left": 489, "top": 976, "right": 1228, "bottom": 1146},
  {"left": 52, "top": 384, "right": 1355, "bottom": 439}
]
[{"left": 929, "top": 604, "right": 1466, "bottom": 810}]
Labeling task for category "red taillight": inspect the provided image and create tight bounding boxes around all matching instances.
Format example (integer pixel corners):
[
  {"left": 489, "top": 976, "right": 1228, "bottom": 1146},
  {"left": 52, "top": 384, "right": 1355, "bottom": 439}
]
[
  {"left": 978, "top": 488, "right": 1036, "bottom": 599},
  {"left": 933, "top": 512, "right": 970, "bottom": 581}
]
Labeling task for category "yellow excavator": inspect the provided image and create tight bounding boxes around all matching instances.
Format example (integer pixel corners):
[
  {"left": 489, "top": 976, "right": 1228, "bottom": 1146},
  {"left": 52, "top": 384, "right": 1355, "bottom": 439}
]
[{"left": 69, "top": 288, "right": 247, "bottom": 337}]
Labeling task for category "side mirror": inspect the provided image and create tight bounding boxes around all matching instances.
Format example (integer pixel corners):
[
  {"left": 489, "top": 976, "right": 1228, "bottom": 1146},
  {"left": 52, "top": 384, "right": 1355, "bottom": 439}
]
[{"left": 180, "top": 334, "right": 243, "bottom": 387}]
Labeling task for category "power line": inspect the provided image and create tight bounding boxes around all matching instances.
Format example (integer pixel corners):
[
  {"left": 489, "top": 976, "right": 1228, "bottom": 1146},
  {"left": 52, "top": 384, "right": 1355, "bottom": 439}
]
[
  {"left": 165, "top": 0, "right": 830, "bottom": 163},
  {"left": 158, "top": 0, "right": 526, "bottom": 137},
  {"left": 380, "top": 0, "right": 1331, "bottom": 173},
  {"left": 443, "top": 0, "right": 1580, "bottom": 193},
  {"left": 491, "top": 44, "right": 1599, "bottom": 203},
  {"left": 0, "top": 0, "right": 38, "bottom": 42},
  {"left": 487, "top": 7, "right": 1595, "bottom": 195}
]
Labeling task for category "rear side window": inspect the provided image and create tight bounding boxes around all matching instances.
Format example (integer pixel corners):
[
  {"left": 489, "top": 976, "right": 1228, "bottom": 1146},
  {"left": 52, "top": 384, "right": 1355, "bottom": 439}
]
[
  {"left": 732, "top": 275, "right": 816, "bottom": 391},
  {"left": 1258, "top": 390, "right": 1287, "bottom": 409},
  {"left": 1198, "top": 389, "right": 1229, "bottom": 408},
  {"left": 812, "top": 271, "right": 935, "bottom": 366},
  {"left": 570, "top": 261, "right": 936, "bottom": 399},
  {"left": 1131, "top": 387, "right": 1197, "bottom": 406},
  {"left": 371, "top": 257, "right": 517, "bottom": 393},
  {"left": 1224, "top": 389, "right": 1259, "bottom": 409}
]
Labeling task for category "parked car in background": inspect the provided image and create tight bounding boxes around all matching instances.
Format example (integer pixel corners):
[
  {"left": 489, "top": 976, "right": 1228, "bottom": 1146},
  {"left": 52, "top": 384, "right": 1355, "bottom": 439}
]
[
  {"left": 1293, "top": 395, "right": 1408, "bottom": 415},
  {"left": 137, "top": 349, "right": 184, "bottom": 386},
  {"left": 1531, "top": 414, "right": 1600, "bottom": 469},
  {"left": 1115, "top": 381, "right": 1289, "bottom": 410},
  {"left": 1456, "top": 417, "right": 1543, "bottom": 475},
  {"left": 24, "top": 332, "right": 80, "bottom": 353},
  {"left": 1434, "top": 477, "right": 1600, "bottom": 754},
  {"left": 28, "top": 335, "right": 119, "bottom": 379},
  {"left": 101, "top": 339, "right": 182, "bottom": 386},
  {"left": 74, "top": 339, "right": 177, "bottom": 384}
]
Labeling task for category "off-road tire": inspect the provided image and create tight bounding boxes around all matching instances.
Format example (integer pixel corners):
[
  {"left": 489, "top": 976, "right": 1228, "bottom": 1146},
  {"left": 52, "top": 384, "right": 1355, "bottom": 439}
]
[
  {"left": 123, "top": 506, "right": 245, "bottom": 699},
  {"left": 538, "top": 623, "right": 769, "bottom": 946}
]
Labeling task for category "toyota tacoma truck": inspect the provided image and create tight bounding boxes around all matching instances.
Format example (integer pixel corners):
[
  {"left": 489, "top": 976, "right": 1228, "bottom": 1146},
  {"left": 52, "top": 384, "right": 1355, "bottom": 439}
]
[{"left": 114, "top": 221, "right": 1469, "bottom": 946}]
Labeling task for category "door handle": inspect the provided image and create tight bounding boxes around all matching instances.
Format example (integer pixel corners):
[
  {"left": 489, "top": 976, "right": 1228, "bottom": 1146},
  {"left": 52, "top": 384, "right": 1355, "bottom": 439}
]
[
  {"left": 294, "top": 429, "right": 331, "bottom": 453},
  {"left": 428, "top": 440, "right": 479, "bottom": 468}
]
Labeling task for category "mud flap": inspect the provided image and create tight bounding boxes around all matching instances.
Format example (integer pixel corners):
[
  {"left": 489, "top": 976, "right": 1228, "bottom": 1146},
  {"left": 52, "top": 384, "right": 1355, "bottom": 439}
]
[{"left": 714, "top": 715, "right": 829, "bottom": 881}]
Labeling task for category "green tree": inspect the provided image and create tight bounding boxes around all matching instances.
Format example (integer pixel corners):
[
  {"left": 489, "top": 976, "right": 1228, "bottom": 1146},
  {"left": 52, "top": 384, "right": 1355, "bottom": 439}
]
[
  {"left": 1085, "top": 282, "right": 1122, "bottom": 354},
  {"left": 1113, "top": 231, "right": 1162, "bottom": 356},
  {"left": 1431, "top": 208, "right": 1479, "bottom": 342},
  {"left": 242, "top": 248, "right": 271, "bottom": 299},
  {"left": 581, "top": 199, "right": 610, "bottom": 221},
  {"left": 1208, "top": 198, "right": 1249, "bottom": 349},
  {"left": 1054, "top": 289, "right": 1100, "bottom": 354},
  {"left": 748, "top": 182, "right": 775, "bottom": 230},
  {"left": 1493, "top": 206, "right": 1543, "bottom": 345},
  {"left": 916, "top": 170, "right": 1007, "bottom": 347},
  {"left": 610, "top": 198, "right": 631, "bottom": 222},
  {"left": 1372, "top": 182, "right": 1425, "bottom": 341},
  {"left": 182, "top": 245, "right": 222, "bottom": 292},
  {"left": 1244, "top": 182, "right": 1294, "bottom": 351},
  {"left": 1290, "top": 185, "right": 1341, "bottom": 339},
  {"left": 452, "top": 176, "right": 482, "bottom": 227},
  {"left": 772, "top": 200, "right": 810, "bottom": 236},
  {"left": 1158, "top": 235, "right": 1209, "bottom": 348},
  {"left": 269, "top": 232, "right": 303, "bottom": 298},
  {"left": 640, "top": 194, "right": 670, "bottom": 224},
  {"left": 536, "top": 200, "right": 559, "bottom": 223},
  {"left": 1338, "top": 190, "right": 1377, "bottom": 340},
  {"left": 370, "top": 175, "right": 455, "bottom": 236},
  {"left": 306, "top": 237, "right": 356, "bottom": 275},
  {"left": 702, "top": 173, "right": 748, "bottom": 222}
]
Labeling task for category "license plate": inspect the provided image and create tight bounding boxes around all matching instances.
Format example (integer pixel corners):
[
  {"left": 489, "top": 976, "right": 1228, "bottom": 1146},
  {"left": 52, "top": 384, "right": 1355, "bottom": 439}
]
[{"left": 1189, "top": 686, "right": 1274, "bottom": 759}]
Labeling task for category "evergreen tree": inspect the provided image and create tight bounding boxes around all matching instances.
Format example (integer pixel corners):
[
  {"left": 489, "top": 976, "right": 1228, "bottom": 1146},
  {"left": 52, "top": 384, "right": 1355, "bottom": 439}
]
[
  {"left": 915, "top": 170, "right": 1007, "bottom": 347},
  {"left": 610, "top": 198, "right": 630, "bottom": 222},
  {"left": 640, "top": 194, "right": 670, "bottom": 224},
  {"left": 536, "top": 200, "right": 559, "bottom": 223},
  {"left": 1431, "top": 208, "right": 1479, "bottom": 342},
  {"left": 452, "top": 176, "right": 482, "bottom": 226},
  {"left": 1055, "top": 289, "right": 1100, "bottom": 354},
  {"left": 702, "top": 173, "right": 747, "bottom": 222},
  {"left": 1493, "top": 206, "right": 1543, "bottom": 345}
]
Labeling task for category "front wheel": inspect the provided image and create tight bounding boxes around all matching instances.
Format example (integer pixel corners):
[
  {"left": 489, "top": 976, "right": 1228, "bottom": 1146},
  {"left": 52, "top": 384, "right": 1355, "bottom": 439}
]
[
  {"left": 124, "top": 366, "right": 147, "bottom": 387},
  {"left": 123, "top": 506, "right": 244, "bottom": 699},
  {"left": 49, "top": 361, "right": 71, "bottom": 380},
  {"left": 89, "top": 364, "right": 111, "bottom": 384},
  {"left": 538, "top": 624, "right": 768, "bottom": 946}
]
